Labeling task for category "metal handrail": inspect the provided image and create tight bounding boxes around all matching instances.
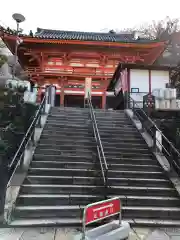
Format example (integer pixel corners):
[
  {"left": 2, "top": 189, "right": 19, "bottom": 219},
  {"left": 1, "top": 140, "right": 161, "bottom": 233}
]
[
  {"left": 7, "top": 87, "right": 49, "bottom": 183},
  {"left": 128, "top": 95, "right": 180, "bottom": 173},
  {"left": 87, "top": 94, "right": 108, "bottom": 187},
  {"left": 9, "top": 95, "right": 46, "bottom": 168}
]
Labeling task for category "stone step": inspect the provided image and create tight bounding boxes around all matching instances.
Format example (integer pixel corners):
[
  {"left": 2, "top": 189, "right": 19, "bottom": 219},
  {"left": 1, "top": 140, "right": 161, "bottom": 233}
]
[
  {"left": 28, "top": 167, "right": 164, "bottom": 179},
  {"left": 34, "top": 148, "right": 96, "bottom": 156},
  {"left": 38, "top": 139, "right": 96, "bottom": 145},
  {"left": 37, "top": 144, "right": 96, "bottom": 151},
  {"left": 31, "top": 161, "right": 95, "bottom": 169},
  {"left": 107, "top": 170, "right": 164, "bottom": 179},
  {"left": 46, "top": 119, "right": 128, "bottom": 125},
  {"left": 20, "top": 184, "right": 103, "bottom": 195},
  {"left": 45, "top": 125, "right": 137, "bottom": 134},
  {"left": 16, "top": 194, "right": 101, "bottom": 206},
  {"left": 33, "top": 154, "right": 155, "bottom": 164},
  {"left": 102, "top": 136, "right": 144, "bottom": 142},
  {"left": 13, "top": 205, "right": 180, "bottom": 220},
  {"left": 37, "top": 144, "right": 149, "bottom": 153},
  {"left": 25, "top": 175, "right": 171, "bottom": 188},
  {"left": 47, "top": 118, "right": 88, "bottom": 124},
  {"left": 9, "top": 218, "right": 81, "bottom": 227},
  {"left": 40, "top": 134, "right": 94, "bottom": 141},
  {"left": 42, "top": 129, "right": 92, "bottom": 136},
  {"left": 104, "top": 146, "right": 150, "bottom": 153},
  {"left": 49, "top": 113, "right": 126, "bottom": 120},
  {"left": 33, "top": 154, "right": 95, "bottom": 162},
  {"left": 16, "top": 194, "right": 180, "bottom": 207},
  {"left": 40, "top": 133, "right": 144, "bottom": 144},
  {"left": 106, "top": 157, "right": 157, "bottom": 165},
  {"left": 38, "top": 139, "right": 147, "bottom": 148},
  {"left": 108, "top": 186, "right": 177, "bottom": 197},
  {"left": 105, "top": 152, "right": 153, "bottom": 158},
  {"left": 95, "top": 114, "right": 126, "bottom": 119},
  {"left": 42, "top": 128, "right": 140, "bottom": 137},
  {"left": 20, "top": 184, "right": 176, "bottom": 196},
  {"left": 31, "top": 160, "right": 161, "bottom": 172},
  {"left": 35, "top": 147, "right": 150, "bottom": 156},
  {"left": 108, "top": 163, "right": 161, "bottom": 171},
  {"left": 14, "top": 205, "right": 83, "bottom": 219},
  {"left": 126, "top": 218, "right": 180, "bottom": 227},
  {"left": 48, "top": 114, "right": 89, "bottom": 120},
  {"left": 24, "top": 175, "right": 102, "bottom": 185},
  {"left": 122, "top": 206, "right": 180, "bottom": 220},
  {"left": 44, "top": 124, "right": 90, "bottom": 130},
  {"left": 28, "top": 168, "right": 97, "bottom": 177},
  {"left": 100, "top": 131, "right": 141, "bottom": 137},
  {"left": 9, "top": 217, "right": 180, "bottom": 227}
]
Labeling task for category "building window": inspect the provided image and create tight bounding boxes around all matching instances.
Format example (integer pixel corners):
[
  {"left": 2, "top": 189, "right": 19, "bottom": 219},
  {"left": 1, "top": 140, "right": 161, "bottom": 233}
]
[{"left": 131, "top": 88, "right": 139, "bottom": 93}]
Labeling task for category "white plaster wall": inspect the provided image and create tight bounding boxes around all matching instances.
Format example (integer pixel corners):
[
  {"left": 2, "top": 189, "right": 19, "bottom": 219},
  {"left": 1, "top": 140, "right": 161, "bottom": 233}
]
[
  {"left": 130, "top": 69, "right": 149, "bottom": 92},
  {"left": 151, "top": 70, "right": 169, "bottom": 91},
  {"left": 130, "top": 69, "right": 149, "bottom": 105},
  {"left": 130, "top": 69, "right": 170, "bottom": 106}
]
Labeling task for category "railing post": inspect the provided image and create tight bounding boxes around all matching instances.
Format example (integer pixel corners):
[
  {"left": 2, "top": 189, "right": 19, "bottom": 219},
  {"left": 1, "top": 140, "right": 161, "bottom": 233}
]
[
  {"left": 104, "top": 169, "right": 108, "bottom": 199},
  {"left": 0, "top": 154, "right": 8, "bottom": 223},
  {"left": 169, "top": 146, "right": 173, "bottom": 170},
  {"left": 152, "top": 127, "right": 156, "bottom": 151},
  {"left": 37, "top": 114, "right": 42, "bottom": 128},
  {"left": 30, "top": 128, "right": 36, "bottom": 146},
  {"left": 84, "top": 98, "right": 88, "bottom": 108}
]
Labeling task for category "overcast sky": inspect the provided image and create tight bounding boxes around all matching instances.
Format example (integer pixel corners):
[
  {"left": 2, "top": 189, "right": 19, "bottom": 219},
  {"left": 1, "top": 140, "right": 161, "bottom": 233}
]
[{"left": 1, "top": 0, "right": 180, "bottom": 34}]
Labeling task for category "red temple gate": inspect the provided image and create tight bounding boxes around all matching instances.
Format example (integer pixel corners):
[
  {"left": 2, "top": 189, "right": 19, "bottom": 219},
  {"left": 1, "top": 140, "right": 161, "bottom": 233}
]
[{"left": 0, "top": 27, "right": 167, "bottom": 108}]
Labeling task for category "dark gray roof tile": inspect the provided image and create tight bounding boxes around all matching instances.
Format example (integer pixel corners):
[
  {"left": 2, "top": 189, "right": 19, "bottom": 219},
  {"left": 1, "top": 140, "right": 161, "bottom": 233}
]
[{"left": 35, "top": 28, "right": 158, "bottom": 43}]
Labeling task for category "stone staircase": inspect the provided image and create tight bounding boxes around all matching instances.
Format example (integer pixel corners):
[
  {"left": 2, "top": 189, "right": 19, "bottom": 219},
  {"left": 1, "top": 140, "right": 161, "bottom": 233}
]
[
  {"left": 10, "top": 107, "right": 180, "bottom": 226},
  {"left": 11, "top": 107, "right": 104, "bottom": 226},
  {"left": 94, "top": 109, "right": 180, "bottom": 226}
]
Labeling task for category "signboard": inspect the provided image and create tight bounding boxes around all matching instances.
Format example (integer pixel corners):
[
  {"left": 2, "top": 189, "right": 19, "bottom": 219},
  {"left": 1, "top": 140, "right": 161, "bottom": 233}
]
[
  {"left": 85, "top": 77, "right": 92, "bottom": 99},
  {"left": 84, "top": 197, "right": 121, "bottom": 226},
  {"left": 82, "top": 197, "right": 121, "bottom": 239}
]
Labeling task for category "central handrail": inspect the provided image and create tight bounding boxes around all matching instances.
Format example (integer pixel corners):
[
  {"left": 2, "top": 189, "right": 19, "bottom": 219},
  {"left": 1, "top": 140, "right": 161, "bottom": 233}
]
[
  {"left": 128, "top": 95, "right": 180, "bottom": 174},
  {"left": 87, "top": 94, "right": 108, "bottom": 189}
]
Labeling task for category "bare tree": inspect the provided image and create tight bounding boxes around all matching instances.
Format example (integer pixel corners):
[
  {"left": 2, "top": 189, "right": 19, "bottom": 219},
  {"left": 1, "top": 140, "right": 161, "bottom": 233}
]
[
  {"left": 138, "top": 17, "right": 180, "bottom": 40},
  {"left": 119, "top": 16, "right": 180, "bottom": 40}
]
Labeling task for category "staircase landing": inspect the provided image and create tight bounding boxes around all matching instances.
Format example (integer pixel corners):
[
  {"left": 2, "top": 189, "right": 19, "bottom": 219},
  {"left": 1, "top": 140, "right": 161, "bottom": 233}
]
[{"left": 1, "top": 226, "right": 180, "bottom": 240}]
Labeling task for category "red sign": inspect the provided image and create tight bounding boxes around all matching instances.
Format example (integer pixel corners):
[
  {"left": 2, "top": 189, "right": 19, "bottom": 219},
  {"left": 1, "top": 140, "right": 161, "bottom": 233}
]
[
  {"left": 121, "top": 68, "right": 128, "bottom": 92},
  {"left": 85, "top": 198, "right": 121, "bottom": 225}
]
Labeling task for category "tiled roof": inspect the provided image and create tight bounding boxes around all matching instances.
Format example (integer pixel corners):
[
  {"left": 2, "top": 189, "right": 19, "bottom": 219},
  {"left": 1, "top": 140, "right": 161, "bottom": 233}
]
[{"left": 35, "top": 28, "right": 157, "bottom": 43}]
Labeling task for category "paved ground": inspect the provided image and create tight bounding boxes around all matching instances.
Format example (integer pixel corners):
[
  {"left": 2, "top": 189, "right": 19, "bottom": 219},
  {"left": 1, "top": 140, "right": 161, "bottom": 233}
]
[{"left": 0, "top": 227, "right": 180, "bottom": 239}]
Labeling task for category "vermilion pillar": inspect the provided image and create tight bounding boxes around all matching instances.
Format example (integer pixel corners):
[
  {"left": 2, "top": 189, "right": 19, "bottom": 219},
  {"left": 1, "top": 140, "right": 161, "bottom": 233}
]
[
  {"left": 149, "top": 69, "right": 151, "bottom": 94},
  {"left": 101, "top": 78, "right": 108, "bottom": 109},
  {"left": 60, "top": 78, "right": 65, "bottom": 106},
  {"left": 102, "top": 91, "right": 106, "bottom": 109},
  {"left": 37, "top": 87, "right": 42, "bottom": 103}
]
